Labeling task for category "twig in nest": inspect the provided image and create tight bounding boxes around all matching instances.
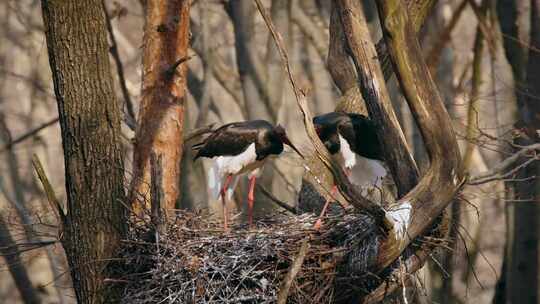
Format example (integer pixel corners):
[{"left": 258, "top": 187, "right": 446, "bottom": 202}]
[{"left": 277, "top": 238, "right": 309, "bottom": 304}]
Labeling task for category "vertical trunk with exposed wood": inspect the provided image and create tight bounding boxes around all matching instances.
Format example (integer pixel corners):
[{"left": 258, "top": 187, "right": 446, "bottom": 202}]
[
  {"left": 41, "top": 1, "right": 127, "bottom": 302},
  {"left": 130, "top": 0, "right": 191, "bottom": 212}
]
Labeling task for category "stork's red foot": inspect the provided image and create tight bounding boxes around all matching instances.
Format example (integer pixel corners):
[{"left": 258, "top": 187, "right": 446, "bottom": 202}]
[
  {"left": 313, "top": 185, "right": 338, "bottom": 230},
  {"left": 313, "top": 218, "right": 324, "bottom": 230}
]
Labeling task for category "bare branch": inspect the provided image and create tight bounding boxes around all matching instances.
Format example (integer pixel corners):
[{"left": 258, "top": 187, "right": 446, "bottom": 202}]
[
  {"left": 425, "top": 0, "right": 468, "bottom": 70},
  {"left": 32, "top": 154, "right": 65, "bottom": 227},
  {"left": 150, "top": 152, "right": 165, "bottom": 236},
  {"left": 463, "top": 5, "right": 487, "bottom": 170},
  {"left": 277, "top": 238, "right": 309, "bottom": 304},
  {"left": 0, "top": 215, "right": 42, "bottom": 304},
  {"left": 468, "top": 143, "right": 540, "bottom": 185},
  {"left": 256, "top": 184, "right": 297, "bottom": 215},
  {"left": 0, "top": 117, "right": 58, "bottom": 153},
  {"left": 102, "top": 0, "right": 137, "bottom": 131}
]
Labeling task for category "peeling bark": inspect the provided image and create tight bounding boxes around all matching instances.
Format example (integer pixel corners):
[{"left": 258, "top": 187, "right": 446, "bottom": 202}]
[{"left": 130, "top": 0, "right": 191, "bottom": 212}]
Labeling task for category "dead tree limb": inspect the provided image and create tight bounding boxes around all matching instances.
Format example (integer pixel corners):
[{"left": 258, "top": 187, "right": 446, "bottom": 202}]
[
  {"left": 374, "top": 0, "right": 465, "bottom": 268},
  {"left": 32, "top": 154, "right": 65, "bottom": 227}
]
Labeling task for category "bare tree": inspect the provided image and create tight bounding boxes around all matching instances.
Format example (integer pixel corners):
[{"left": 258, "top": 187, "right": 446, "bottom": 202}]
[{"left": 41, "top": 1, "right": 127, "bottom": 302}]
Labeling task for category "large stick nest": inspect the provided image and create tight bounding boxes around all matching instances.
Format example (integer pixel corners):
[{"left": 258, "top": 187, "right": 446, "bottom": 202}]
[{"left": 113, "top": 209, "right": 393, "bottom": 303}]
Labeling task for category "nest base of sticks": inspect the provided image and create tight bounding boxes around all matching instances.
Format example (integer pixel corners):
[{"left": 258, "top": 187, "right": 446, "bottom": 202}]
[{"left": 113, "top": 209, "right": 396, "bottom": 303}]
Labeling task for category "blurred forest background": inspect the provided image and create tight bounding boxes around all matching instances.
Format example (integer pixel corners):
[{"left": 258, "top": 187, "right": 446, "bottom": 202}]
[{"left": 0, "top": 0, "right": 538, "bottom": 303}]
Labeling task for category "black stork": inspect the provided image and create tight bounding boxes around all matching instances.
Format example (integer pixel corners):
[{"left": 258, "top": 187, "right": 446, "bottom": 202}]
[
  {"left": 193, "top": 120, "right": 303, "bottom": 231},
  {"left": 312, "top": 112, "right": 387, "bottom": 229}
]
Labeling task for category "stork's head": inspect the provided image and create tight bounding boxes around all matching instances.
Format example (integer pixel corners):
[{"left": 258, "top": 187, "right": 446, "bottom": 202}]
[{"left": 274, "top": 125, "right": 304, "bottom": 159}]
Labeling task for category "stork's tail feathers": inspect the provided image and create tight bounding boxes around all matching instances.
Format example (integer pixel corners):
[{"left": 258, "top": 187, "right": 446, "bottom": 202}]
[{"left": 192, "top": 141, "right": 205, "bottom": 160}]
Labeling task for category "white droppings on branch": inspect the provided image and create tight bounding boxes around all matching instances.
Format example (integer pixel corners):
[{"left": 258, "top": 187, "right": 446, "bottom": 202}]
[{"left": 386, "top": 201, "right": 412, "bottom": 240}]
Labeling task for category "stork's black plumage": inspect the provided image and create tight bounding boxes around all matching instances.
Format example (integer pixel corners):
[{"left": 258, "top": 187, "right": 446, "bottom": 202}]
[
  {"left": 313, "top": 112, "right": 383, "bottom": 161},
  {"left": 193, "top": 119, "right": 302, "bottom": 231},
  {"left": 193, "top": 120, "right": 293, "bottom": 161},
  {"left": 312, "top": 112, "right": 387, "bottom": 230}
]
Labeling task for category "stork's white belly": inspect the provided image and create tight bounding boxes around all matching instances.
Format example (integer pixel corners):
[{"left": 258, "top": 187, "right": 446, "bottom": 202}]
[
  {"left": 349, "top": 157, "right": 387, "bottom": 189},
  {"left": 335, "top": 135, "right": 387, "bottom": 190},
  {"left": 207, "top": 143, "right": 265, "bottom": 199}
]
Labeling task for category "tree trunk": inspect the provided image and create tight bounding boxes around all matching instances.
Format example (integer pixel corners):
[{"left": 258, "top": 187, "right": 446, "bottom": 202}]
[
  {"left": 130, "top": 0, "right": 191, "bottom": 212},
  {"left": 506, "top": 0, "right": 540, "bottom": 302},
  {"left": 41, "top": 1, "right": 127, "bottom": 302}
]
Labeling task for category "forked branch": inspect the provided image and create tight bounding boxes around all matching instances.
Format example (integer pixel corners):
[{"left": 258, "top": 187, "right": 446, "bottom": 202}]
[{"left": 375, "top": 0, "right": 465, "bottom": 268}]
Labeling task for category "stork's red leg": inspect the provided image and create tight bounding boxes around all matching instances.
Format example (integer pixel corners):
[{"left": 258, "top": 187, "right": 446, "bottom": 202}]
[
  {"left": 313, "top": 185, "right": 338, "bottom": 230},
  {"left": 314, "top": 168, "right": 349, "bottom": 230},
  {"left": 247, "top": 175, "right": 257, "bottom": 228},
  {"left": 220, "top": 174, "right": 234, "bottom": 231}
]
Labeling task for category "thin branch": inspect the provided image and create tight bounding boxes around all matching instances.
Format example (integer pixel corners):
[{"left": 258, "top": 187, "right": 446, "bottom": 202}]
[
  {"left": 468, "top": 143, "right": 540, "bottom": 184},
  {"left": 277, "top": 238, "right": 309, "bottom": 304},
  {"left": 463, "top": 4, "right": 487, "bottom": 170},
  {"left": 0, "top": 117, "right": 58, "bottom": 153},
  {"left": 256, "top": 184, "right": 297, "bottom": 215},
  {"left": 32, "top": 154, "right": 65, "bottom": 227},
  {"left": 102, "top": 0, "right": 137, "bottom": 131}
]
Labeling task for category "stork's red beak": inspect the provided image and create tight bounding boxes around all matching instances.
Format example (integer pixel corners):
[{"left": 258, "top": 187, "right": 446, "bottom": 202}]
[{"left": 282, "top": 135, "right": 304, "bottom": 159}]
